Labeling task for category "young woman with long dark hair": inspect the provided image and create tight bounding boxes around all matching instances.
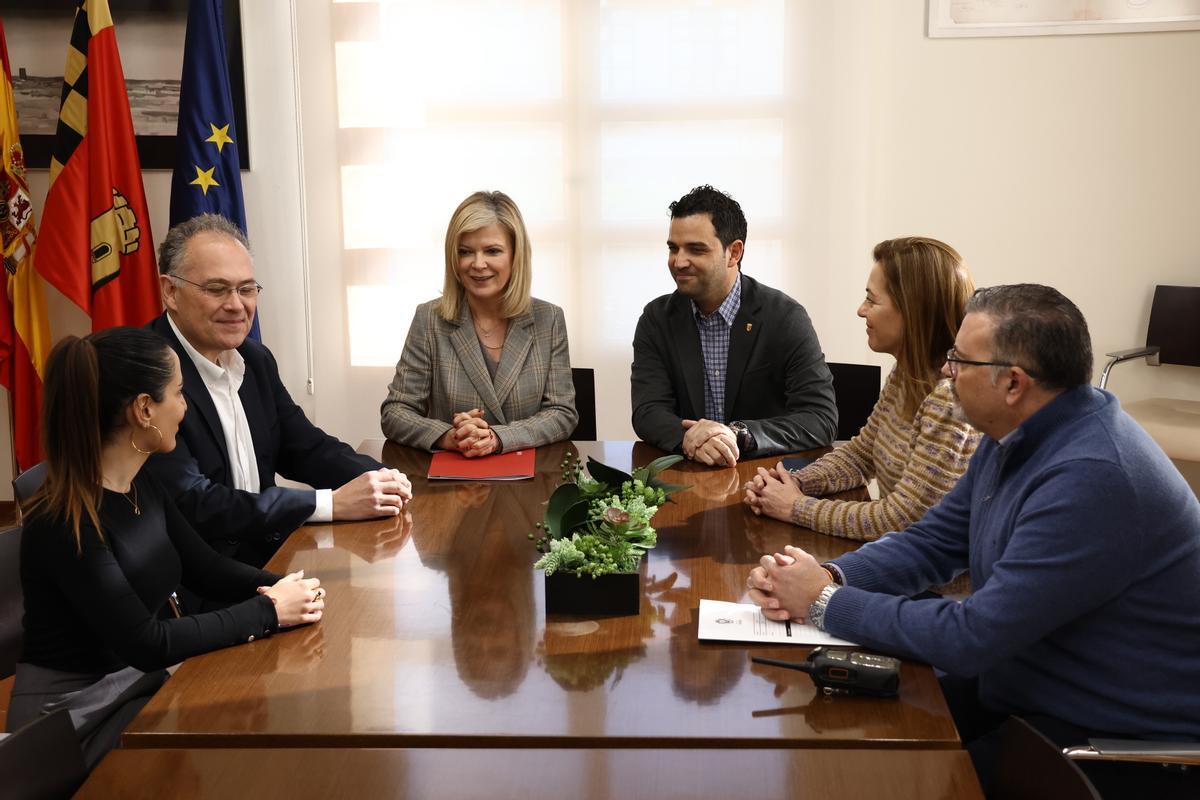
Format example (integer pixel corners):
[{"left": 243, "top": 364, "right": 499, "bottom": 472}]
[{"left": 7, "top": 327, "right": 324, "bottom": 768}]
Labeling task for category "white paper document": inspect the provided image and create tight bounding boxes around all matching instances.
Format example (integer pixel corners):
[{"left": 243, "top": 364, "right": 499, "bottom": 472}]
[{"left": 697, "top": 599, "right": 858, "bottom": 647}]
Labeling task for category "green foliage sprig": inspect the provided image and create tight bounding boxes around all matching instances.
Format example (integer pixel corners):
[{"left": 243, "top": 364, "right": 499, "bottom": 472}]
[{"left": 532, "top": 453, "right": 685, "bottom": 578}]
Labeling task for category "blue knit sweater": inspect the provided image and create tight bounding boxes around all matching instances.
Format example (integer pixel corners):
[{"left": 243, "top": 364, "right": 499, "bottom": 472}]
[{"left": 825, "top": 386, "right": 1200, "bottom": 739}]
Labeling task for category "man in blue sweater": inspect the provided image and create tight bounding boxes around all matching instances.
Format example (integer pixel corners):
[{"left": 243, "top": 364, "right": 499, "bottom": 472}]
[{"left": 747, "top": 284, "right": 1200, "bottom": 798}]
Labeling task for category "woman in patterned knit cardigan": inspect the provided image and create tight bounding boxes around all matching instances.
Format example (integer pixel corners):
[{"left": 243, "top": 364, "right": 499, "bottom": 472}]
[{"left": 743, "top": 237, "right": 980, "bottom": 543}]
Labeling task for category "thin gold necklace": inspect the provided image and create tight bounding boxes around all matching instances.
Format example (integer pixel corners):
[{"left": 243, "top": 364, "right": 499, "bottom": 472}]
[
  {"left": 106, "top": 482, "right": 141, "bottom": 515},
  {"left": 474, "top": 320, "right": 505, "bottom": 338},
  {"left": 474, "top": 318, "right": 506, "bottom": 350}
]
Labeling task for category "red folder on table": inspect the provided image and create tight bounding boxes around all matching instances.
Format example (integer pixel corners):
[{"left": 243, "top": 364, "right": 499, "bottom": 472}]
[{"left": 427, "top": 448, "right": 536, "bottom": 481}]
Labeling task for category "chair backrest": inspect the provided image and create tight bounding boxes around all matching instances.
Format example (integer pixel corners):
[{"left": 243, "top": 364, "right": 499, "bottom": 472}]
[
  {"left": 0, "top": 525, "right": 23, "bottom": 679},
  {"left": 570, "top": 368, "right": 597, "bottom": 442},
  {"left": 1146, "top": 285, "right": 1200, "bottom": 367},
  {"left": 13, "top": 461, "right": 48, "bottom": 520},
  {"left": 991, "top": 717, "right": 1101, "bottom": 800},
  {"left": 827, "top": 362, "right": 882, "bottom": 441},
  {"left": 0, "top": 709, "right": 88, "bottom": 799}
]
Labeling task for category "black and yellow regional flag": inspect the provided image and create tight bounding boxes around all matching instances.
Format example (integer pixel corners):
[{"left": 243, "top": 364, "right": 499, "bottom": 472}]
[{"left": 35, "top": 0, "right": 161, "bottom": 331}]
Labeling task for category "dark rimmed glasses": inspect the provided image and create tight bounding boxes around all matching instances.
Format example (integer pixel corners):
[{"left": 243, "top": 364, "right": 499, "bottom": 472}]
[{"left": 945, "top": 348, "right": 1038, "bottom": 380}]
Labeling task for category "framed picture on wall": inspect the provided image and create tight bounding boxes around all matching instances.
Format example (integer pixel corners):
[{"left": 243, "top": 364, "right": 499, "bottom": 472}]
[
  {"left": 928, "top": 0, "right": 1200, "bottom": 38},
  {"left": 1, "top": 0, "right": 248, "bottom": 170}
]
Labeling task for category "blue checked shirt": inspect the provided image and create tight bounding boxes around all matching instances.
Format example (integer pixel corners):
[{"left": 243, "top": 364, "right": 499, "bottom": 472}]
[{"left": 691, "top": 277, "right": 743, "bottom": 423}]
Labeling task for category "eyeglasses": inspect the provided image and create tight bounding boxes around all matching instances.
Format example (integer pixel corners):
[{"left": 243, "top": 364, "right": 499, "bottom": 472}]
[
  {"left": 945, "top": 347, "right": 1038, "bottom": 379},
  {"left": 171, "top": 274, "right": 263, "bottom": 300}
]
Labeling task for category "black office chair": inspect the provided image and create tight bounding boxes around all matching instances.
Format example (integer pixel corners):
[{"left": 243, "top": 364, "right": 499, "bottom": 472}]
[
  {"left": 0, "top": 709, "right": 88, "bottom": 800},
  {"left": 13, "top": 461, "right": 48, "bottom": 523},
  {"left": 570, "top": 368, "right": 597, "bottom": 442},
  {"left": 1098, "top": 285, "right": 1200, "bottom": 462},
  {"left": 0, "top": 525, "right": 21, "bottom": 737},
  {"left": 0, "top": 526, "right": 22, "bottom": 680},
  {"left": 992, "top": 717, "right": 1101, "bottom": 800},
  {"left": 827, "top": 362, "right": 882, "bottom": 441}
]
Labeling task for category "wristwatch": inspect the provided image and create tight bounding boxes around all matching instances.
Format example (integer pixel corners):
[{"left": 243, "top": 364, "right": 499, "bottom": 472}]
[
  {"left": 728, "top": 420, "right": 755, "bottom": 454},
  {"left": 808, "top": 583, "right": 839, "bottom": 631}
]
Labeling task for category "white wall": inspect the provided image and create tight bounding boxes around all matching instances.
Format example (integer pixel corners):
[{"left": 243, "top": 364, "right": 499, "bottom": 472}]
[
  {"left": 851, "top": 2, "right": 1200, "bottom": 408},
  {"left": 5, "top": 1, "right": 1198, "bottom": 500},
  {"left": 799, "top": 2, "right": 1200, "bottom": 409},
  {"left": 292, "top": 0, "right": 1200, "bottom": 450}
]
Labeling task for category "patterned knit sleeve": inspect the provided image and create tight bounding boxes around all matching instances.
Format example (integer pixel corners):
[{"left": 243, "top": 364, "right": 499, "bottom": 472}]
[
  {"left": 790, "top": 379, "right": 980, "bottom": 541},
  {"left": 790, "top": 372, "right": 897, "bottom": 496}
]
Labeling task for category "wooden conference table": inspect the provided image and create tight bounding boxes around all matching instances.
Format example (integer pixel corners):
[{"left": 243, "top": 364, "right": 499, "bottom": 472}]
[
  {"left": 79, "top": 748, "right": 981, "bottom": 799},
  {"left": 114, "top": 440, "right": 975, "bottom": 795}
]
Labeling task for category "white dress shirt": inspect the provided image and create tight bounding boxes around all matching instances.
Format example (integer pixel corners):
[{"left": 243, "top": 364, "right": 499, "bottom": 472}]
[{"left": 167, "top": 314, "right": 332, "bottom": 522}]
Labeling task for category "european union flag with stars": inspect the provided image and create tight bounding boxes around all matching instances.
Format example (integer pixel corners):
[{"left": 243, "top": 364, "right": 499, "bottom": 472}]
[{"left": 170, "top": 0, "right": 259, "bottom": 340}]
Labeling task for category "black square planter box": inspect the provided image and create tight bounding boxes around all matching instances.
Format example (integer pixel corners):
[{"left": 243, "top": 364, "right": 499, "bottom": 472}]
[{"left": 544, "top": 571, "right": 640, "bottom": 616}]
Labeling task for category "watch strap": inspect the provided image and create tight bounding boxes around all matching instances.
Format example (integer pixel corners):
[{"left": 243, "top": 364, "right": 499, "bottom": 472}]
[{"left": 808, "top": 583, "right": 838, "bottom": 631}]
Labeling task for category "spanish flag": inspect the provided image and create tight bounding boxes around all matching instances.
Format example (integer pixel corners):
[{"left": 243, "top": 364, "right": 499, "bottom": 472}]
[
  {"left": 0, "top": 20, "right": 51, "bottom": 472},
  {"left": 35, "top": 0, "right": 160, "bottom": 332}
]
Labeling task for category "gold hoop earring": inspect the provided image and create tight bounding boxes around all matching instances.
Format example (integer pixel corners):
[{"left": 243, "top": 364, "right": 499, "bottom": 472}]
[{"left": 131, "top": 424, "right": 163, "bottom": 455}]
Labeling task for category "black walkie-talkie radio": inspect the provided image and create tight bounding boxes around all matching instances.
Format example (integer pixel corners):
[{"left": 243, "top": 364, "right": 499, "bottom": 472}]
[{"left": 752, "top": 647, "right": 901, "bottom": 697}]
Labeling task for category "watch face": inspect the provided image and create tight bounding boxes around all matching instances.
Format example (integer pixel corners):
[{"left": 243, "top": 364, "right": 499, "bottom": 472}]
[{"left": 730, "top": 423, "right": 751, "bottom": 451}]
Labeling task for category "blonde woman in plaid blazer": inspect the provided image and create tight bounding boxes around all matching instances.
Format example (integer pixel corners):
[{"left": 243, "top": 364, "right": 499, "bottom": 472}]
[{"left": 381, "top": 192, "right": 578, "bottom": 454}]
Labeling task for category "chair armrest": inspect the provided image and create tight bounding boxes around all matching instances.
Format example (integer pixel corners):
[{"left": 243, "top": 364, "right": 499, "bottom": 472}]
[
  {"left": 1104, "top": 346, "right": 1160, "bottom": 361},
  {"left": 1099, "top": 346, "right": 1161, "bottom": 389},
  {"left": 1064, "top": 739, "right": 1200, "bottom": 766}
]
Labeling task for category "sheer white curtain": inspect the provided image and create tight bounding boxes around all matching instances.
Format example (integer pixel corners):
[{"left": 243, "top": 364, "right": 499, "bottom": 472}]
[{"left": 331, "top": 0, "right": 815, "bottom": 439}]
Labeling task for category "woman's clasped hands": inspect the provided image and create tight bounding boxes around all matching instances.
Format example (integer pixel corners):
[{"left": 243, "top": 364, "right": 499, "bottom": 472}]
[
  {"left": 438, "top": 408, "right": 500, "bottom": 457},
  {"left": 258, "top": 570, "right": 325, "bottom": 628},
  {"left": 743, "top": 462, "right": 807, "bottom": 522}
]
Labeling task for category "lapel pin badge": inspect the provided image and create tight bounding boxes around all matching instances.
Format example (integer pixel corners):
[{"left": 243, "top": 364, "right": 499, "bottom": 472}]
[{"left": 745, "top": 323, "right": 753, "bottom": 332}]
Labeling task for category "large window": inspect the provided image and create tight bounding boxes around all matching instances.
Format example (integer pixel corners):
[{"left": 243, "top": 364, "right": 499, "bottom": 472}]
[{"left": 333, "top": 0, "right": 797, "bottom": 436}]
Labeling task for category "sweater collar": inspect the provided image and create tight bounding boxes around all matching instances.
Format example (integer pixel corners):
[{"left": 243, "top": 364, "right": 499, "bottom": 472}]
[{"left": 997, "top": 384, "right": 1107, "bottom": 453}]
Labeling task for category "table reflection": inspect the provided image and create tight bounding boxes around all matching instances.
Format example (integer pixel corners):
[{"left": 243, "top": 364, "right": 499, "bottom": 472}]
[
  {"left": 122, "top": 441, "right": 959, "bottom": 751},
  {"left": 412, "top": 486, "right": 535, "bottom": 699},
  {"left": 333, "top": 510, "right": 413, "bottom": 564}
]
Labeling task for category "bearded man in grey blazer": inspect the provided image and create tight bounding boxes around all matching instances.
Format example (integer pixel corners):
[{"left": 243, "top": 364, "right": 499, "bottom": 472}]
[{"left": 631, "top": 186, "right": 837, "bottom": 467}]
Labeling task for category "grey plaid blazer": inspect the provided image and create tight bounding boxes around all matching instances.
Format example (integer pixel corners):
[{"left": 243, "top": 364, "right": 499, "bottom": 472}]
[{"left": 381, "top": 298, "right": 578, "bottom": 451}]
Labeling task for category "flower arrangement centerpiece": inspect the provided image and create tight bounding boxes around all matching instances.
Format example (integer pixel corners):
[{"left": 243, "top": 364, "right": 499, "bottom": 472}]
[{"left": 533, "top": 453, "right": 685, "bottom": 615}]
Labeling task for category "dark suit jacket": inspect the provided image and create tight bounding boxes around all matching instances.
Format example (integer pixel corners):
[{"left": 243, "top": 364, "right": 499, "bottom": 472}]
[
  {"left": 630, "top": 274, "right": 837, "bottom": 457},
  {"left": 145, "top": 313, "right": 383, "bottom": 566}
]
